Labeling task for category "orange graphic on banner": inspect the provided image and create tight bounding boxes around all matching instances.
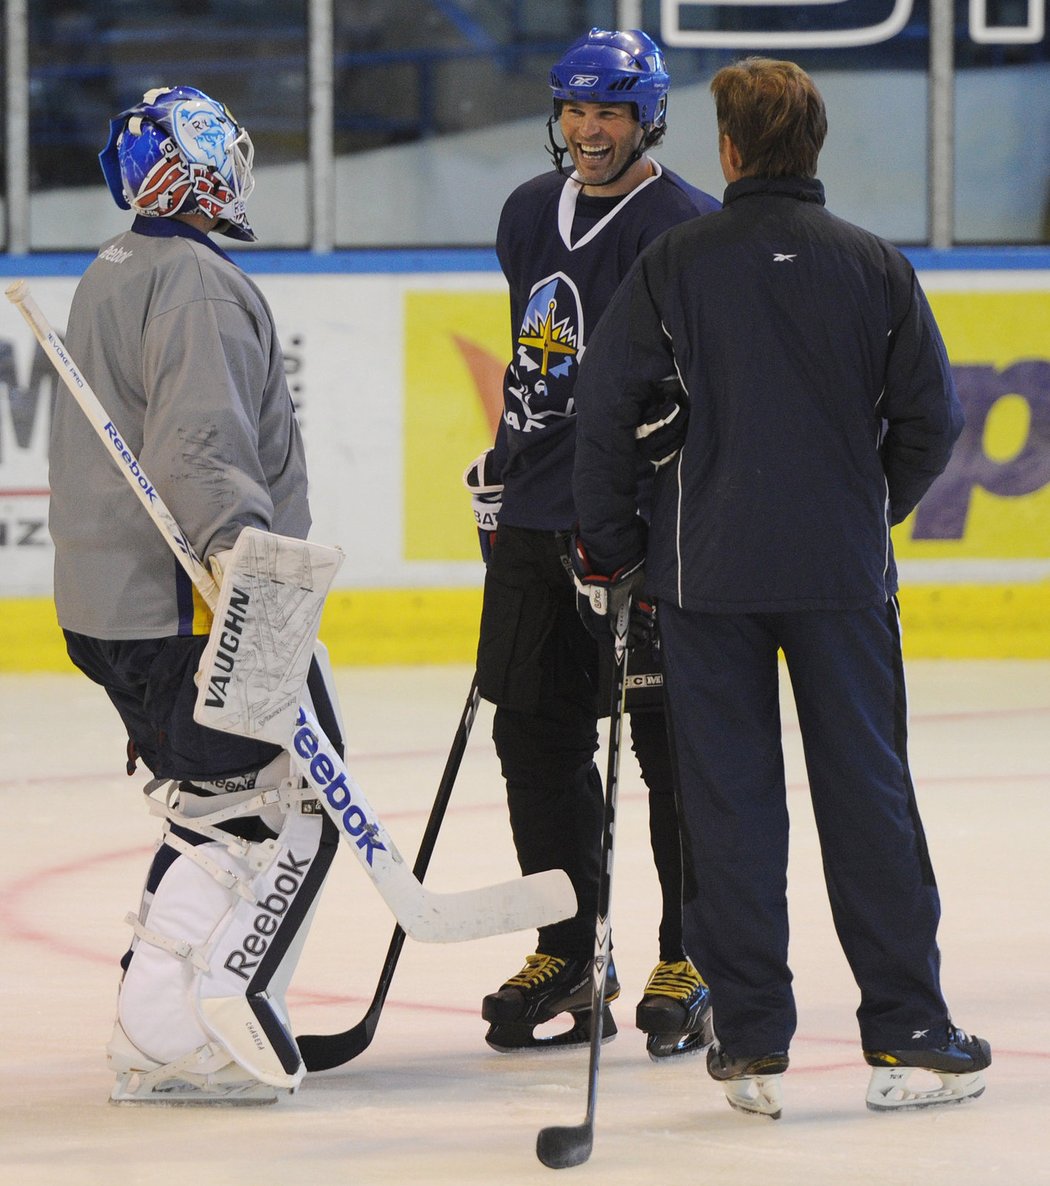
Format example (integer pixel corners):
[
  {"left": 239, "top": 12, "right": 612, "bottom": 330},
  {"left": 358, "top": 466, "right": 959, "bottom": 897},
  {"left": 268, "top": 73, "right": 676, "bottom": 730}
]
[{"left": 450, "top": 334, "right": 503, "bottom": 435}]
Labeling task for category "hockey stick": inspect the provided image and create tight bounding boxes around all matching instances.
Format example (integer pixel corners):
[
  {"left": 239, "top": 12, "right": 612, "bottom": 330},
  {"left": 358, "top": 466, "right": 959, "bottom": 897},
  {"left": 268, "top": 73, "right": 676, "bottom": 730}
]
[
  {"left": 298, "top": 675, "right": 481, "bottom": 1070},
  {"left": 6, "top": 279, "right": 575, "bottom": 945},
  {"left": 536, "top": 605, "right": 631, "bottom": 1170}
]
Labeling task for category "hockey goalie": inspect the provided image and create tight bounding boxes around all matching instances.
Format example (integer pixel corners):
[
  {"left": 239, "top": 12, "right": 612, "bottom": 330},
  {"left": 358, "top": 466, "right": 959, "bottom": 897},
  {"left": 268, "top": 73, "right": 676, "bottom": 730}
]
[{"left": 46, "top": 85, "right": 342, "bottom": 1104}]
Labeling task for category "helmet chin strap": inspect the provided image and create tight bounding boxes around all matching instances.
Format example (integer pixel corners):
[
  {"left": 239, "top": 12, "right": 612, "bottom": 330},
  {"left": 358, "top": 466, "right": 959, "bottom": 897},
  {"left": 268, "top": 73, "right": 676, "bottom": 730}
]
[{"left": 545, "top": 115, "right": 664, "bottom": 189}]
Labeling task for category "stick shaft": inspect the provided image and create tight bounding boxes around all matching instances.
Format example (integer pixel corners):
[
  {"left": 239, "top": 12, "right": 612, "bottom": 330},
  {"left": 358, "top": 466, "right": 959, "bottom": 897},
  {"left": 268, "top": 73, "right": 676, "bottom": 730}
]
[
  {"left": 297, "top": 676, "right": 480, "bottom": 1069},
  {"left": 536, "top": 604, "right": 631, "bottom": 1168},
  {"left": 582, "top": 622, "right": 630, "bottom": 1119}
]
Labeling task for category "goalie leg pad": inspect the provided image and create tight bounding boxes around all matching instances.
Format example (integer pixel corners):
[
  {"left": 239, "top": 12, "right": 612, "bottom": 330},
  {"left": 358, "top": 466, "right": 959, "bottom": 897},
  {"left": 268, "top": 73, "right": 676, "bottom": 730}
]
[{"left": 112, "top": 760, "right": 336, "bottom": 1097}]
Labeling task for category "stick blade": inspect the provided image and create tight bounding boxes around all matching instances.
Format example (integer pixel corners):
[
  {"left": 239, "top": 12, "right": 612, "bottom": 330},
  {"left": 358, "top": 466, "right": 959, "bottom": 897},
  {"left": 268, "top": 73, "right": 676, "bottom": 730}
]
[
  {"left": 536, "top": 1122, "right": 593, "bottom": 1170},
  {"left": 401, "top": 868, "right": 577, "bottom": 944},
  {"left": 296, "top": 1021, "right": 373, "bottom": 1072}
]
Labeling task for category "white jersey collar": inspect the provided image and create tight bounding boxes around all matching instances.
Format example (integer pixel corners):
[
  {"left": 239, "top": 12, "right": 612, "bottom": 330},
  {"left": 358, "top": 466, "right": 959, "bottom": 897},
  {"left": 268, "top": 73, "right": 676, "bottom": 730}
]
[{"left": 557, "top": 159, "right": 663, "bottom": 252}]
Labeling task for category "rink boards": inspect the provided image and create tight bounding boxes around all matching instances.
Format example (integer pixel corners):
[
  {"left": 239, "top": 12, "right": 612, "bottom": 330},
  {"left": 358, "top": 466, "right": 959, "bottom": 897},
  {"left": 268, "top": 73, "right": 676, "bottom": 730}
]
[{"left": 0, "top": 249, "right": 1047, "bottom": 667}]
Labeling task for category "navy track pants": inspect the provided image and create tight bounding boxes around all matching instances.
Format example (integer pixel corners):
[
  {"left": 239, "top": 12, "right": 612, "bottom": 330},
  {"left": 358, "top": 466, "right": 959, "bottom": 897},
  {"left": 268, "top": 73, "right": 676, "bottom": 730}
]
[{"left": 659, "top": 599, "right": 949, "bottom": 1056}]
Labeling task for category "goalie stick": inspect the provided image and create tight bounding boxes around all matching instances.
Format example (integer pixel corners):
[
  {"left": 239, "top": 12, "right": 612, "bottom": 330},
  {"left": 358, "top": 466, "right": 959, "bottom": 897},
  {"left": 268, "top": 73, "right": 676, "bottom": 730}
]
[
  {"left": 7, "top": 279, "right": 575, "bottom": 945},
  {"left": 536, "top": 604, "right": 630, "bottom": 1170},
  {"left": 297, "top": 675, "right": 480, "bottom": 1070}
]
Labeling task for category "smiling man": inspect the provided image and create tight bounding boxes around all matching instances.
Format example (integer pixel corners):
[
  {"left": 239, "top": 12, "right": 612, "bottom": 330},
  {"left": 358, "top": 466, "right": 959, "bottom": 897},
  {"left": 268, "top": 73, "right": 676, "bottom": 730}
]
[
  {"left": 557, "top": 94, "right": 652, "bottom": 193},
  {"left": 461, "top": 29, "right": 721, "bottom": 1059}
]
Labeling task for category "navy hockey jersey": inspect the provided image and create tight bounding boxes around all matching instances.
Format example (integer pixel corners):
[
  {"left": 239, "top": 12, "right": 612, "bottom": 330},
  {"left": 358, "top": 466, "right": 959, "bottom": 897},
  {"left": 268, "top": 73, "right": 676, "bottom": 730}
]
[{"left": 491, "top": 164, "right": 719, "bottom": 531}]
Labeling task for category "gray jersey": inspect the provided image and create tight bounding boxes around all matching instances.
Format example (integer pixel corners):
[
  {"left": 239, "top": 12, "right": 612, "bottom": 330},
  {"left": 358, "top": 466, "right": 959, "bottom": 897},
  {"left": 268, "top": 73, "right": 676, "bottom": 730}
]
[{"left": 49, "top": 220, "right": 310, "bottom": 639}]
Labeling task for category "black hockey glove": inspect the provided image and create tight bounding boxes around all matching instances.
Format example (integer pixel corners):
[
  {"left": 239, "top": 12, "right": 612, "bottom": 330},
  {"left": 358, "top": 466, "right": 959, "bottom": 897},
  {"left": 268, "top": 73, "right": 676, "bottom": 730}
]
[
  {"left": 635, "top": 376, "right": 689, "bottom": 468},
  {"left": 628, "top": 595, "right": 659, "bottom": 651},
  {"left": 570, "top": 535, "right": 646, "bottom": 646},
  {"left": 463, "top": 448, "right": 502, "bottom": 563}
]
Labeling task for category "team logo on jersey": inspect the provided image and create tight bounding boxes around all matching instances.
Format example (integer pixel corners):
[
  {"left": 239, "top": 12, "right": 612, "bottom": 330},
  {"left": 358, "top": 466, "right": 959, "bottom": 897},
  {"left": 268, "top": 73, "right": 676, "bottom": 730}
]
[{"left": 505, "top": 272, "right": 584, "bottom": 432}]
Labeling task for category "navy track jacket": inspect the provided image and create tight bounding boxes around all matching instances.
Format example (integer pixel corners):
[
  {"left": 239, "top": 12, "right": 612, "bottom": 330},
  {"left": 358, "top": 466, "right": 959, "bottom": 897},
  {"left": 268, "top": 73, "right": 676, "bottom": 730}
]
[{"left": 572, "top": 176, "right": 964, "bottom": 613}]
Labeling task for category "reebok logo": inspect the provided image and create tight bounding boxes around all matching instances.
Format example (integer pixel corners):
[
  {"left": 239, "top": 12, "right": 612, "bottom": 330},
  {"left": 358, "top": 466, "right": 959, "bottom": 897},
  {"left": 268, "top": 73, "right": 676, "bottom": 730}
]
[
  {"left": 293, "top": 709, "right": 387, "bottom": 865},
  {"left": 203, "top": 586, "right": 251, "bottom": 709},
  {"left": 773, "top": 253, "right": 797, "bottom": 262},
  {"left": 223, "top": 850, "right": 313, "bottom": 980},
  {"left": 568, "top": 73, "right": 600, "bottom": 87},
  {"left": 98, "top": 244, "right": 133, "bottom": 264},
  {"left": 103, "top": 421, "right": 157, "bottom": 502}
]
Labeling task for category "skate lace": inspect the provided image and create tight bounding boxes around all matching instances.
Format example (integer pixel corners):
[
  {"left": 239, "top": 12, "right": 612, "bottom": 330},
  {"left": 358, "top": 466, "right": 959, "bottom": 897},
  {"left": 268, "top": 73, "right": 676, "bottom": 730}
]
[
  {"left": 643, "top": 960, "right": 707, "bottom": 1001},
  {"left": 505, "top": 954, "right": 566, "bottom": 989}
]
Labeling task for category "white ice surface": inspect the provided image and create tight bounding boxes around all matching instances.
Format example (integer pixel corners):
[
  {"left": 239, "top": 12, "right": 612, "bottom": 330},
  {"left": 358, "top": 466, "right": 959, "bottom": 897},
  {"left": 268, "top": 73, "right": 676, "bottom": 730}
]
[{"left": 1, "top": 661, "right": 1048, "bottom": 1186}]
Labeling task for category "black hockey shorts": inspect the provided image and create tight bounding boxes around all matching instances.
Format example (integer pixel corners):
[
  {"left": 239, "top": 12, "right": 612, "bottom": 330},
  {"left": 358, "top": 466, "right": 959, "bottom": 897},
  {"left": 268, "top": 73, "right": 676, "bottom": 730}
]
[
  {"left": 64, "top": 631, "right": 283, "bottom": 782},
  {"left": 475, "top": 525, "right": 667, "bottom": 718},
  {"left": 475, "top": 525, "right": 601, "bottom": 717}
]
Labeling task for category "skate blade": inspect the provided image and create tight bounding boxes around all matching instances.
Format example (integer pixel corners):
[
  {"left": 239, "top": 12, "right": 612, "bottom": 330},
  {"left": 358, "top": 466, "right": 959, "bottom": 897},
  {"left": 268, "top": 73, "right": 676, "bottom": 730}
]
[
  {"left": 722, "top": 1074, "right": 784, "bottom": 1119},
  {"left": 865, "top": 1066, "right": 987, "bottom": 1112},
  {"left": 110, "top": 1071, "right": 279, "bottom": 1106},
  {"left": 485, "top": 1007, "right": 617, "bottom": 1053}
]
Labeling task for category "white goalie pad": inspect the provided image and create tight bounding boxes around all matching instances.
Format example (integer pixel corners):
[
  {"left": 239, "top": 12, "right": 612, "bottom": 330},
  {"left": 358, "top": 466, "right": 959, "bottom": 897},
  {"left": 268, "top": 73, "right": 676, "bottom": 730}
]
[
  {"left": 112, "top": 771, "right": 333, "bottom": 1097},
  {"left": 194, "top": 528, "right": 344, "bottom": 745}
]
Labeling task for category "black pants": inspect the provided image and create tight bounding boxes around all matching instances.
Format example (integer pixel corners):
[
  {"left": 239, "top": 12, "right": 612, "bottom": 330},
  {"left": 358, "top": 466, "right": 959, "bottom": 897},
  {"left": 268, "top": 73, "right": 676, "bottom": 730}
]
[
  {"left": 477, "top": 525, "right": 691, "bottom": 961},
  {"left": 630, "top": 707, "right": 693, "bottom": 963},
  {"left": 64, "top": 631, "right": 284, "bottom": 781},
  {"left": 660, "top": 600, "right": 948, "bottom": 1056}
]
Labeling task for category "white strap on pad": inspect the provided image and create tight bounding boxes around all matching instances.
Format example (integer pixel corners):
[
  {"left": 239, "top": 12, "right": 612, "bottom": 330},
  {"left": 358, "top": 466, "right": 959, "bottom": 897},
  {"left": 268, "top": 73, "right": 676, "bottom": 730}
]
[{"left": 193, "top": 527, "right": 344, "bottom": 746}]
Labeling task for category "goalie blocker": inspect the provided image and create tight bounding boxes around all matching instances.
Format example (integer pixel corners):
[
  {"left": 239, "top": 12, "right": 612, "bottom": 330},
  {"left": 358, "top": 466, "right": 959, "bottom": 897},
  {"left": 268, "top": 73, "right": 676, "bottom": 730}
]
[{"left": 193, "top": 528, "right": 345, "bottom": 746}]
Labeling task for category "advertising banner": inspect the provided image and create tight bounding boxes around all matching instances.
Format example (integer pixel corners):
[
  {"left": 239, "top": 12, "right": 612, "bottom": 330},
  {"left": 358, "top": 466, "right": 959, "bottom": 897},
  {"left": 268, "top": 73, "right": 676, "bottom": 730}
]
[{"left": 1, "top": 265, "right": 1046, "bottom": 663}]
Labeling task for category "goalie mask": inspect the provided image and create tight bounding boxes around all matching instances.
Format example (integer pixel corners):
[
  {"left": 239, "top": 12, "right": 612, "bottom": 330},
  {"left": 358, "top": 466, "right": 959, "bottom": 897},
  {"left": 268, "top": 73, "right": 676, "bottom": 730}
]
[{"left": 99, "top": 85, "right": 256, "bottom": 242}]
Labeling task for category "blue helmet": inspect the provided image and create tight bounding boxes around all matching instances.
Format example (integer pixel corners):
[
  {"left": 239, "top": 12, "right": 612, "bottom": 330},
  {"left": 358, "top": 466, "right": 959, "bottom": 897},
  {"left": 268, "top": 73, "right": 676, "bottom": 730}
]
[
  {"left": 99, "top": 85, "right": 256, "bottom": 242},
  {"left": 549, "top": 28, "right": 670, "bottom": 133}
]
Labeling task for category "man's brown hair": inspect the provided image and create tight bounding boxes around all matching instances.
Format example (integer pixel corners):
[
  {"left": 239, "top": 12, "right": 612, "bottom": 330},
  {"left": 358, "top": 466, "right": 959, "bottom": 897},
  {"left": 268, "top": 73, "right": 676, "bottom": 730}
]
[{"left": 710, "top": 58, "right": 827, "bottom": 179}]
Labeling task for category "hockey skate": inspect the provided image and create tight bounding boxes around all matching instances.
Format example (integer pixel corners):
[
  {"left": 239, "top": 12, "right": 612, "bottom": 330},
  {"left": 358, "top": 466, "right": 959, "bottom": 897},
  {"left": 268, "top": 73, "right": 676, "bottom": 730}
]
[
  {"left": 864, "top": 1023, "right": 991, "bottom": 1112},
  {"left": 706, "top": 1043, "right": 789, "bottom": 1119},
  {"left": 482, "top": 953, "right": 619, "bottom": 1052},
  {"left": 635, "top": 959, "right": 713, "bottom": 1061}
]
